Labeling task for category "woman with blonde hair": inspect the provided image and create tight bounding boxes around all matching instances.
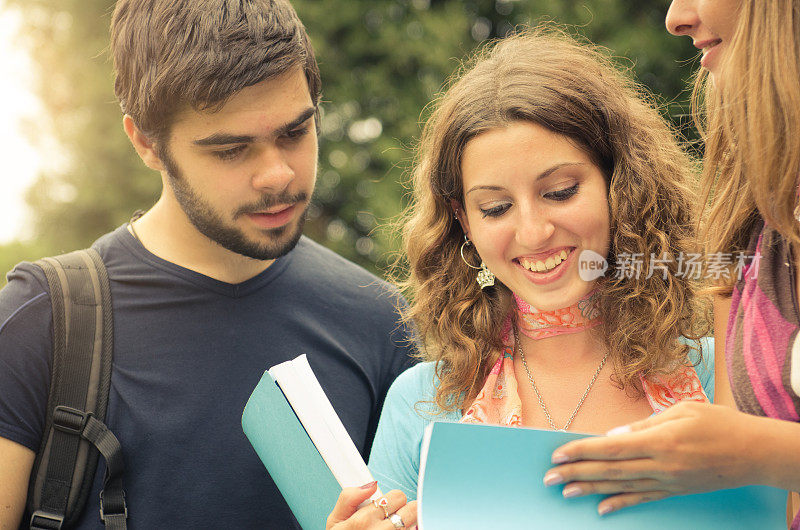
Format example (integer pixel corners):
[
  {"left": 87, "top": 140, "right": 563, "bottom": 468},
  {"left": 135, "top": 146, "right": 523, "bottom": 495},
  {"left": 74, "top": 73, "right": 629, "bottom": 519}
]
[
  {"left": 326, "top": 26, "right": 714, "bottom": 529},
  {"left": 548, "top": 1, "right": 800, "bottom": 526}
]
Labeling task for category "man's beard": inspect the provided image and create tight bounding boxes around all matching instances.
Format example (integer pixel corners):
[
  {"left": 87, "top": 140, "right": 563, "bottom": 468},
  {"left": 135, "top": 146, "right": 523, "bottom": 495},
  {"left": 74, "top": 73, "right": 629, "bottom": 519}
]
[{"left": 161, "top": 147, "right": 308, "bottom": 261}]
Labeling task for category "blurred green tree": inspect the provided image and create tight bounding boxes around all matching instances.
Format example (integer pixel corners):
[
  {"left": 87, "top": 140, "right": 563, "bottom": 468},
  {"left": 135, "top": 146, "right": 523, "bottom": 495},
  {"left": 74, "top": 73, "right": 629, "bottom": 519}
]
[{"left": 0, "top": 0, "right": 698, "bottom": 278}]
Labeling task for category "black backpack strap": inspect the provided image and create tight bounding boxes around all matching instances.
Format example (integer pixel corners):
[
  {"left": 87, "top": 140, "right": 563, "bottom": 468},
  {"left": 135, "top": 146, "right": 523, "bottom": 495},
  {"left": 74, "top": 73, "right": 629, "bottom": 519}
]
[{"left": 26, "top": 248, "right": 126, "bottom": 529}]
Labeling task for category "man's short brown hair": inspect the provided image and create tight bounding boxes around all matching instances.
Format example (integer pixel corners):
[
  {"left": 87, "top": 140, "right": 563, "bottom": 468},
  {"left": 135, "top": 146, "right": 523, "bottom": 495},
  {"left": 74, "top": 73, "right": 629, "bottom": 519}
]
[{"left": 110, "top": 0, "right": 321, "bottom": 143}]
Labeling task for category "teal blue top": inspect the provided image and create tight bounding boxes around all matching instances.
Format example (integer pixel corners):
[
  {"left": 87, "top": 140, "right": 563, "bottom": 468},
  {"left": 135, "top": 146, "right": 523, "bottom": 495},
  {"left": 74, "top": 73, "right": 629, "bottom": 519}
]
[{"left": 367, "top": 337, "right": 715, "bottom": 501}]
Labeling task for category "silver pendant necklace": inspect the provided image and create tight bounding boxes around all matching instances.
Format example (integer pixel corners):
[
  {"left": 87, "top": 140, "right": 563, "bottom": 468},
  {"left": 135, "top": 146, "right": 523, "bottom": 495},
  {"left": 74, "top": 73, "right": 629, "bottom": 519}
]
[{"left": 514, "top": 326, "right": 609, "bottom": 432}]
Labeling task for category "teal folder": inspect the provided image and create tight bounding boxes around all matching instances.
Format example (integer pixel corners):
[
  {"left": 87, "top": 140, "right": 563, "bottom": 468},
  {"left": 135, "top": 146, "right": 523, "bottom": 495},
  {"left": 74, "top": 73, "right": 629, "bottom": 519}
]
[
  {"left": 242, "top": 370, "right": 341, "bottom": 530},
  {"left": 418, "top": 421, "right": 787, "bottom": 529}
]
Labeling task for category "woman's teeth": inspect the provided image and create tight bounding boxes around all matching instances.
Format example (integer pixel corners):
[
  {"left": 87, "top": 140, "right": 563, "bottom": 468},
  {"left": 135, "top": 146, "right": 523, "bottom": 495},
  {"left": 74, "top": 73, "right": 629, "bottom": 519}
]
[
  {"left": 702, "top": 40, "right": 721, "bottom": 54},
  {"left": 520, "top": 249, "right": 570, "bottom": 273}
]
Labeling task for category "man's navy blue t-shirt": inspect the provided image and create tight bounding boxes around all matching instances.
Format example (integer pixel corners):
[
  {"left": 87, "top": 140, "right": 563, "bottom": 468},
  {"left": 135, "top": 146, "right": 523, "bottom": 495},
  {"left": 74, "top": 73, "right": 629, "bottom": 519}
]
[{"left": 0, "top": 225, "right": 417, "bottom": 528}]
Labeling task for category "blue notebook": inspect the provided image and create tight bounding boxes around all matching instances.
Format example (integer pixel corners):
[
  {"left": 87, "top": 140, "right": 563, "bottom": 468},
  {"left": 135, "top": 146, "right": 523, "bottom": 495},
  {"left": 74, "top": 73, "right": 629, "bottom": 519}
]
[
  {"left": 242, "top": 369, "right": 342, "bottom": 530},
  {"left": 418, "top": 421, "right": 787, "bottom": 529},
  {"left": 242, "top": 355, "right": 379, "bottom": 530}
]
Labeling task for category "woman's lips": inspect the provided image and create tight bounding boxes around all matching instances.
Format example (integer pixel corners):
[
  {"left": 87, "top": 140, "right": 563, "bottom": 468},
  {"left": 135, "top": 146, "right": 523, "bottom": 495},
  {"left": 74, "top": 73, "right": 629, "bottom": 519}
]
[
  {"left": 699, "top": 40, "right": 722, "bottom": 69},
  {"left": 519, "top": 248, "right": 573, "bottom": 272},
  {"left": 516, "top": 248, "right": 575, "bottom": 285}
]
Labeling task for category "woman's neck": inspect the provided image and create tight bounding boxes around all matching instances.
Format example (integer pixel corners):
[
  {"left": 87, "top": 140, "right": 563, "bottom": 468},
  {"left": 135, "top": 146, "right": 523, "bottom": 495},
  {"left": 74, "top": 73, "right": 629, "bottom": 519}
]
[{"left": 516, "top": 327, "right": 606, "bottom": 370}]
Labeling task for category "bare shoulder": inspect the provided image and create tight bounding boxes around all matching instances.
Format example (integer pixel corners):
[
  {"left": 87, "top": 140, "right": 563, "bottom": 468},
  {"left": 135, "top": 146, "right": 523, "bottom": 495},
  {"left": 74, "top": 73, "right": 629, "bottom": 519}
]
[{"left": 0, "top": 436, "right": 35, "bottom": 528}]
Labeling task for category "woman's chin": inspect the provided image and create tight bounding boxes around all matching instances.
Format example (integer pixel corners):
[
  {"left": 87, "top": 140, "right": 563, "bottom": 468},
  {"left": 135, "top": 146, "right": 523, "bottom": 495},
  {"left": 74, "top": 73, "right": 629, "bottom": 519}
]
[{"left": 514, "top": 282, "right": 596, "bottom": 312}]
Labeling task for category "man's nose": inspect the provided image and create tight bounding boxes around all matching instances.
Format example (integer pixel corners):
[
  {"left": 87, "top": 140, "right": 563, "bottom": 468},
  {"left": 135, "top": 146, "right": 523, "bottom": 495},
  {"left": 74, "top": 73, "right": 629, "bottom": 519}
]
[{"left": 251, "top": 146, "right": 295, "bottom": 193}]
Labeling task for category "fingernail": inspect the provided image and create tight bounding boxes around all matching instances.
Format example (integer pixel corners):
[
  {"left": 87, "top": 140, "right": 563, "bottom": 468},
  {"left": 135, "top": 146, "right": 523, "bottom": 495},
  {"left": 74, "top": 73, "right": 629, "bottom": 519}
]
[
  {"left": 606, "top": 425, "right": 631, "bottom": 436},
  {"left": 360, "top": 480, "right": 377, "bottom": 489},
  {"left": 598, "top": 504, "right": 613, "bottom": 516},
  {"left": 562, "top": 485, "right": 582, "bottom": 498},
  {"left": 543, "top": 472, "right": 564, "bottom": 486},
  {"left": 551, "top": 452, "right": 569, "bottom": 464}
]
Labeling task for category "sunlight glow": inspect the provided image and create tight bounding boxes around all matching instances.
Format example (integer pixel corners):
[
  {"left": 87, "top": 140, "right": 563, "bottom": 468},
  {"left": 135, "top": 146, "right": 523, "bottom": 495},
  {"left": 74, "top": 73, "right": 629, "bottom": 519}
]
[{"left": 0, "top": 8, "right": 43, "bottom": 243}]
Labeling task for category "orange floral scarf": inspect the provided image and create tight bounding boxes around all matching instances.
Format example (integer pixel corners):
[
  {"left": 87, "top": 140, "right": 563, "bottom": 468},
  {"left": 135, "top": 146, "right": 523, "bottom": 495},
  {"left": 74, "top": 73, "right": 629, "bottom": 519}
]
[{"left": 514, "top": 292, "right": 601, "bottom": 340}]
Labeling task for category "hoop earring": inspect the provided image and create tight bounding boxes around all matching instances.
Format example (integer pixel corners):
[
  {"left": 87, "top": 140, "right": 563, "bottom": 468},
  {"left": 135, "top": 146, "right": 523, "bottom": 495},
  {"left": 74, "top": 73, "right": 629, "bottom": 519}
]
[{"left": 459, "top": 236, "right": 495, "bottom": 289}]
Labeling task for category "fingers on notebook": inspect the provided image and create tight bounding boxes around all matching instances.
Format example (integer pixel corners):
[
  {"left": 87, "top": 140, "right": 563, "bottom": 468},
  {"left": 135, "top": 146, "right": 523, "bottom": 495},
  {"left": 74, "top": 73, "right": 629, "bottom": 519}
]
[
  {"left": 327, "top": 483, "right": 377, "bottom": 526},
  {"left": 390, "top": 500, "right": 418, "bottom": 529},
  {"left": 328, "top": 487, "right": 415, "bottom": 529}
]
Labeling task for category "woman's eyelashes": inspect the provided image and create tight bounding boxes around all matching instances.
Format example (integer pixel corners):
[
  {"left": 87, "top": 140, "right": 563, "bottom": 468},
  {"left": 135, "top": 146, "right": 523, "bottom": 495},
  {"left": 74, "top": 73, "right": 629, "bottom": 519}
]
[
  {"left": 478, "top": 184, "right": 580, "bottom": 218},
  {"left": 480, "top": 203, "right": 511, "bottom": 218},
  {"left": 544, "top": 183, "right": 579, "bottom": 201}
]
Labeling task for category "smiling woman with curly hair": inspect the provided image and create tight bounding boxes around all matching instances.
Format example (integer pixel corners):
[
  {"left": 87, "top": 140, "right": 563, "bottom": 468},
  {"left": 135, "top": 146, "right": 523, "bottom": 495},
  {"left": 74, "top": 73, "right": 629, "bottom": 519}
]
[
  {"left": 326, "top": 25, "right": 714, "bottom": 529},
  {"left": 393, "top": 27, "right": 710, "bottom": 415}
]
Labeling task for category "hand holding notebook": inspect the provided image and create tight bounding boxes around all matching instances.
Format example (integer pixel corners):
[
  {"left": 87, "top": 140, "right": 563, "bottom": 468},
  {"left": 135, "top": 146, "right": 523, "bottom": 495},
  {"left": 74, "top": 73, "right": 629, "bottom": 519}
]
[
  {"left": 243, "top": 355, "right": 420, "bottom": 529},
  {"left": 242, "top": 354, "right": 380, "bottom": 529},
  {"left": 417, "top": 421, "right": 787, "bottom": 529}
]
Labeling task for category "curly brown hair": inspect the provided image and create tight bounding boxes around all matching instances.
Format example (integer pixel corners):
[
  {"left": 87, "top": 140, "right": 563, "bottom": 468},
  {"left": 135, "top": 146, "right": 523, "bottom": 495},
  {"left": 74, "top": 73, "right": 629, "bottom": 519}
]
[{"left": 395, "top": 26, "right": 707, "bottom": 412}]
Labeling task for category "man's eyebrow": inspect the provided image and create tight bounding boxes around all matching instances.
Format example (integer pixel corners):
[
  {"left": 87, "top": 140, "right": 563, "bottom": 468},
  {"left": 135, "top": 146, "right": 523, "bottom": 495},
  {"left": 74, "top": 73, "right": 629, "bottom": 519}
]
[
  {"left": 465, "top": 162, "right": 586, "bottom": 195},
  {"left": 193, "top": 106, "right": 316, "bottom": 146},
  {"left": 193, "top": 133, "right": 255, "bottom": 146},
  {"left": 275, "top": 106, "right": 316, "bottom": 136}
]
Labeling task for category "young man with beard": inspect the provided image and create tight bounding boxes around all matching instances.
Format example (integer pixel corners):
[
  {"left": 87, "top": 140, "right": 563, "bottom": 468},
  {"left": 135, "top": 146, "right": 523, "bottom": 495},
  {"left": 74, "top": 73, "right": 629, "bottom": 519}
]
[{"left": 0, "top": 1, "right": 416, "bottom": 528}]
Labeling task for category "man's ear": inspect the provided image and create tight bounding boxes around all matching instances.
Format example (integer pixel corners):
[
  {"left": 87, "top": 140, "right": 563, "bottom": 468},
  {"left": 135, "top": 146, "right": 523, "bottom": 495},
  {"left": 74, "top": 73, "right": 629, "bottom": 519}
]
[
  {"left": 450, "top": 200, "right": 471, "bottom": 240},
  {"left": 123, "top": 115, "right": 164, "bottom": 171}
]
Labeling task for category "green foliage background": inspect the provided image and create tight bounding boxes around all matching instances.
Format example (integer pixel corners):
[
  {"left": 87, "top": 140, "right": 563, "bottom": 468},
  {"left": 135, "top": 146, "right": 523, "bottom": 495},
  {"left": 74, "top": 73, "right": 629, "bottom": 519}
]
[{"left": 0, "top": 0, "right": 699, "bottom": 278}]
